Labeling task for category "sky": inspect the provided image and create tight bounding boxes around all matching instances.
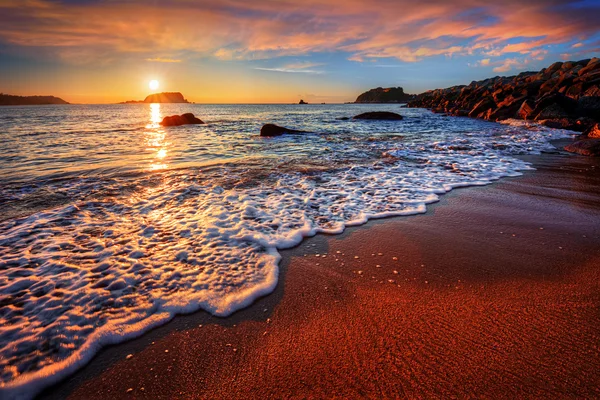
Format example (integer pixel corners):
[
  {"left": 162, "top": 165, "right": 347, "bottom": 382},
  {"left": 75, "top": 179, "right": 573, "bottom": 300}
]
[{"left": 0, "top": 0, "right": 599, "bottom": 104}]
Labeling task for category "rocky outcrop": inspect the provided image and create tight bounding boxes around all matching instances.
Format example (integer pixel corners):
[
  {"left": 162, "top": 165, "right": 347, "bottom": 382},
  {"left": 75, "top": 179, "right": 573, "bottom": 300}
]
[
  {"left": 0, "top": 93, "right": 69, "bottom": 106},
  {"left": 160, "top": 113, "right": 204, "bottom": 126},
  {"left": 408, "top": 58, "right": 600, "bottom": 133},
  {"left": 355, "top": 87, "right": 415, "bottom": 103},
  {"left": 122, "top": 92, "right": 190, "bottom": 104},
  {"left": 299, "top": 99, "right": 308, "bottom": 104},
  {"left": 144, "top": 92, "right": 189, "bottom": 103},
  {"left": 260, "top": 124, "right": 307, "bottom": 137},
  {"left": 353, "top": 111, "right": 404, "bottom": 120}
]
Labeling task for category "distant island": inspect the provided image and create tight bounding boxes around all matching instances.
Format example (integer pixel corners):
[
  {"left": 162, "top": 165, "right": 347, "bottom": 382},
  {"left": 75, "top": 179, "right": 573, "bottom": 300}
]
[
  {"left": 0, "top": 93, "right": 69, "bottom": 106},
  {"left": 299, "top": 99, "right": 308, "bottom": 104},
  {"left": 120, "top": 92, "right": 190, "bottom": 104},
  {"left": 355, "top": 87, "right": 415, "bottom": 103}
]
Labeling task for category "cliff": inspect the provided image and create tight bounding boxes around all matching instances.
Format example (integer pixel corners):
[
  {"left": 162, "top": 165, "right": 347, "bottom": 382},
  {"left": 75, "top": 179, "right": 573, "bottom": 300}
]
[
  {"left": 355, "top": 87, "right": 415, "bottom": 103},
  {"left": 0, "top": 94, "right": 69, "bottom": 106}
]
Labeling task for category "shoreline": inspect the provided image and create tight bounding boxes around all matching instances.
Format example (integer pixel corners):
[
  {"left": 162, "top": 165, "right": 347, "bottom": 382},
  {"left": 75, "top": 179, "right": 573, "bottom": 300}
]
[{"left": 38, "top": 147, "right": 600, "bottom": 399}]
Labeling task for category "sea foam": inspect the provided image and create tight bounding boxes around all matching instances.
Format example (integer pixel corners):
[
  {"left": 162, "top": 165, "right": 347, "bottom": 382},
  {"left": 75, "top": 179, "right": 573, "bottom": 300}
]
[{"left": 0, "top": 108, "right": 572, "bottom": 399}]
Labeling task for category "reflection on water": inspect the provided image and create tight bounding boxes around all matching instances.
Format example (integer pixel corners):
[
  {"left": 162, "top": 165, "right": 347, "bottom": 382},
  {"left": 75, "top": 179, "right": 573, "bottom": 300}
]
[{"left": 146, "top": 103, "right": 169, "bottom": 171}]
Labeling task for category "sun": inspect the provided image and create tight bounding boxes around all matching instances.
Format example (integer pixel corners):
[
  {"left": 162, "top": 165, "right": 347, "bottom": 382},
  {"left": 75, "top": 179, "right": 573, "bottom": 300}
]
[{"left": 149, "top": 80, "right": 159, "bottom": 91}]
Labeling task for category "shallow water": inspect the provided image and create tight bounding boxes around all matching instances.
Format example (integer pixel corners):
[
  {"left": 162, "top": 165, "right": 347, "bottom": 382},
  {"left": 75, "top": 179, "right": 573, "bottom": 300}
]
[{"left": 0, "top": 103, "right": 571, "bottom": 398}]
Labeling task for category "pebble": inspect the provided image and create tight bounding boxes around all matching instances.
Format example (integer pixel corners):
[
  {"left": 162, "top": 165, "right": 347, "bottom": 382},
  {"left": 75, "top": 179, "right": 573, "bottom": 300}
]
[
  {"left": 393, "top": 270, "right": 398, "bottom": 274},
  {"left": 392, "top": 257, "right": 398, "bottom": 261},
  {"left": 165, "top": 350, "right": 169, "bottom": 353},
  {"left": 378, "top": 253, "right": 383, "bottom": 256},
  {"left": 357, "top": 270, "right": 363, "bottom": 275},
  {"left": 354, "top": 256, "right": 359, "bottom": 259},
  {"left": 336, "top": 251, "right": 341, "bottom": 254},
  {"left": 126, "top": 354, "right": 133, "bottom": 360},
  {"left": 376, "top": 265, "right": 381, "bottom": 268},
  {"left": 126, "top": 388, "right": 133, "bottom": 393}
]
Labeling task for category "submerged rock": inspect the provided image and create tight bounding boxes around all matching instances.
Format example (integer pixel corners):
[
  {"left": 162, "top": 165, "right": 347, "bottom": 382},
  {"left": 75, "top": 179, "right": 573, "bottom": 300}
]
[
  {"left": 352, "top": 111, "right": 403, "bottom": 120},
  {"left": 564, "top": 139, "right": 600, "bottom": 156},
  {"left": 260, "top": 124, "right": 307, "bottom": 137},
  {"left": 160, "top": 113, "right": 204, "bottom": 126}
]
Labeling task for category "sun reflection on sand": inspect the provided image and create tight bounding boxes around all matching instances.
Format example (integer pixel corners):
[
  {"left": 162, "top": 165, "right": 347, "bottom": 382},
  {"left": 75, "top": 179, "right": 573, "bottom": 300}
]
[{"left": 146, "top": 103, "right": 169, "bottom": 171}]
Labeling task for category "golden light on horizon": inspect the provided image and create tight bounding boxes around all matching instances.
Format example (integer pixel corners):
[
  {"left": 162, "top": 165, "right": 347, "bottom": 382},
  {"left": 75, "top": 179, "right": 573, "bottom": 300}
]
[{"left": 149, "top": 80, "right": 159, "bottom": 91}]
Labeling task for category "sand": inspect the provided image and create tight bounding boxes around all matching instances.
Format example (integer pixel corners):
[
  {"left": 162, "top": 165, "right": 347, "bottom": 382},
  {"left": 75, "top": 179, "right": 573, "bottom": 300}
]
[{"left": 41, "top": 148, "right": 600, "bottom": 399}]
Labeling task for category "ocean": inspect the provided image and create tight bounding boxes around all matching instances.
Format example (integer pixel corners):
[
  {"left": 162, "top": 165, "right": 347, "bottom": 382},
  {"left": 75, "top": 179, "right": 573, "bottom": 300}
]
[{"left": 0, "top": 103, "right": 571, "bottom": 398}]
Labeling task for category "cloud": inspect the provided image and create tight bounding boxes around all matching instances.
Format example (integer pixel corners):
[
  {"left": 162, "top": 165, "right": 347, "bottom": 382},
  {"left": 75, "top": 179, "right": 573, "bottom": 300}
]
[
  {"left": 146, "top": 58, "right": 182, "bottom": 63},
  {"left": 0, "top": 0, "right": 598, "bottom": 66},
  {"left": 572, "top": 42, "right": 584, "bottom": 48}
]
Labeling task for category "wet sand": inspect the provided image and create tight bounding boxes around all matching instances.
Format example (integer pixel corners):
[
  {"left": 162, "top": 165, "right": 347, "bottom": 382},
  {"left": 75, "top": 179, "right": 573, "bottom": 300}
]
[{"left": 41, "top": 148, "right": 600, "bottom": 399}]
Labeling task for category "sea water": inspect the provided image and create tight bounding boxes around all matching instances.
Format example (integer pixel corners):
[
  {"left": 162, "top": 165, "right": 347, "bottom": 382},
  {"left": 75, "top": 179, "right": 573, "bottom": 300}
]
[{"left": 0, "top": 103, "right": 572, "bottom": 398}]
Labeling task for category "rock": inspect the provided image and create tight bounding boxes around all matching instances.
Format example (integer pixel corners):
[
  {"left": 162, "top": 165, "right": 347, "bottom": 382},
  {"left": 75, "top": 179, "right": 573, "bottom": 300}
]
[
  {"left": 260, "top": 124, "right": 306, "bottom": 137},
  {"left": 406, "top": 58, "right": 600, "bottom": 132},
  {"left": 564, "top": 138, "right": 600, "bottom": 156},
  {"left": 539, "top": 118, "right": 579, "bottom": 131},
  {"left": 577, "top": 96, "right": 600, "bottom": 119},
  {"left": 578, "top": 57, "right": 600, "bottom": 77},
  {"left": 160, "top": 113, "right": 204, "bottom": 126},
  {"left": 355, "top": 87, "right": 415, "bottom": 103},
  {"left": 534, "top": 103, "right": 569, "bottom": 121},
  {"left": 337, "top": 117, "right": 350, "bottom": 120},
  {"left": 584, "top": 123, "right": 600, "bottom": 138},
  {"left": 518, "top": 99, "right": 535, "bottom": 119},
  {"left": 352, "top": 111, "right": 404, "bottom": 120},
  {"left": 144, "top": 92, "right": 189, "bottom": 103},
  {"left": 299, "top": 99, "right": 308, "bottom": 104},
  {"left": 0, "top": 93, "right": 69, "bottom": 105},
  {"left": 469, "top": 97, "right": 496, "bottom": 118}
]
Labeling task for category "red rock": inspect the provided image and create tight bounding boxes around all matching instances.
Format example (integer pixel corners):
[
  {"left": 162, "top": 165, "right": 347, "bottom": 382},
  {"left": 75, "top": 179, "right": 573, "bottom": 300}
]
[{"left": 564, "top": 139, "right": 600, "bottom": 156}]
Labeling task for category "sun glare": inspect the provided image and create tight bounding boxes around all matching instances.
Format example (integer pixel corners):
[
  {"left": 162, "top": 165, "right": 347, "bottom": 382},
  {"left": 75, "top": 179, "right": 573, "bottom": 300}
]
[{"left": 149, "top": 80, "right": 159, "bottom": 91}]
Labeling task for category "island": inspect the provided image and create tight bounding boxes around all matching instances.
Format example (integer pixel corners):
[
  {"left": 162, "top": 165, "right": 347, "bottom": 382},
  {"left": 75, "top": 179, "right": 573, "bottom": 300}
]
[
  {"left": 354, "top": 87, "right": 415, "bottom": 103},
  {"left": 120, "top": 92, "right": 190, "bottom": 104},
  {"left": 0, "top": 93, "right": 69, "bottom": 106}
]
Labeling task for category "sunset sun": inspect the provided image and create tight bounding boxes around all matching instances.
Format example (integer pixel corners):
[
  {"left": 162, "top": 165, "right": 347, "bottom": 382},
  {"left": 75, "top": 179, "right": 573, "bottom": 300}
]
[{"left": 149, "top": 80, "right": 159, "bottom": 91}]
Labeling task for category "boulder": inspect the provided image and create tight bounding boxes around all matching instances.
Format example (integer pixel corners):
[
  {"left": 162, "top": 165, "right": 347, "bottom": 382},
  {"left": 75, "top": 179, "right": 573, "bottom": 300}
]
[
  {"left": 584, "top": 123, "right": 600, "bottom": 138},
  {"left": 518, "top": 99, "right": 535, "bottom": 119},
  {"left": 469, "top": 97, "right": 496, "bottom": 119},
  {"left": 352, "top": 111, "right": 404, "bottom": 120},
  {"left": 160, "top": 113, "right": 204, "bottom": 126},
  {"left": 534, "top": 103, "right": 570, "bottom": 121},
  {"left": 578, "top": 58, "right": 600, "bottom": 76},
  {"left": 577, "top": 96, "right": 600, "bottom": 119},
  {"left": 564, "top": 138, "right": 600, "bottom": 156},
  {"left": 260, "top": 124, "right": 307, "bottom": 137}
]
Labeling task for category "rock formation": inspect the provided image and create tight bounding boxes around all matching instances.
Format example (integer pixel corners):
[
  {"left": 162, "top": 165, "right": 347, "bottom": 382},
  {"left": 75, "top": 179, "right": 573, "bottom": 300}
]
[
  {"left": 355, "top": 87, "right": 415, "bottom": 103},
  {"left": 353, "top": 111, "right": 404, "bottom": 120},
  {"left": 407, "top": 58, "right": 600, "bottom": 134},
  {"left": 0, "top": 94, "right": 69, "bottom": 106},
  {"left": 260, "top": 124, "right": 307, "bottom": 137},
  {"left": 299, "top": 99, "right": 308, "bottom": 104},
  {"left": 121, "top": 92, "right": 190, "bottom": 104},
  {"left": 160, "top": 113, "right": 204, "bottom": 126}
]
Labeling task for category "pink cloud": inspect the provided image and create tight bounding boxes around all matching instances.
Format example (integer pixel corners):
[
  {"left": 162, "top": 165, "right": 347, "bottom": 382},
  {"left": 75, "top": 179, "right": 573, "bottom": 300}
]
[{"left": 0, "top": 0, "right": 598, "bottom": 65}]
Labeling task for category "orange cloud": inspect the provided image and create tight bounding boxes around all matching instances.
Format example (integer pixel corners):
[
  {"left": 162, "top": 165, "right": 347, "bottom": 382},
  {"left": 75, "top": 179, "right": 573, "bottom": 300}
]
[{"left": 0, "top": 0, "right": 598, "bottom": 65}]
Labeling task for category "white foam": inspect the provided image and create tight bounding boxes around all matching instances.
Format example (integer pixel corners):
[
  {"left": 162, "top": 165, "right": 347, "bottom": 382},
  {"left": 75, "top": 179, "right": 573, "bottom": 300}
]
[{"left": 0, "top": 118, "right": 571, "bottom": 399}]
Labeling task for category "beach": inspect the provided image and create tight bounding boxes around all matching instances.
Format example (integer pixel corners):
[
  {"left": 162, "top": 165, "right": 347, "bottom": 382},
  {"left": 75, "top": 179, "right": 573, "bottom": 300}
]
[{"left": 40, "top": 145, "right": 600, "bottom": 399}]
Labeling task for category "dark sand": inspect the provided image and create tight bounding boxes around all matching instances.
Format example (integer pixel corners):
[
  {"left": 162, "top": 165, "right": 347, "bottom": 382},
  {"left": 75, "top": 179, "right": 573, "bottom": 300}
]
[{"left": 42, "top": 148, "right": 600, "bottom": 399}]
